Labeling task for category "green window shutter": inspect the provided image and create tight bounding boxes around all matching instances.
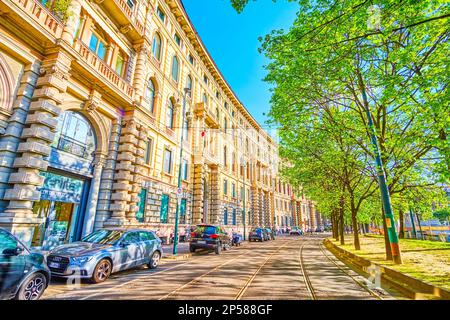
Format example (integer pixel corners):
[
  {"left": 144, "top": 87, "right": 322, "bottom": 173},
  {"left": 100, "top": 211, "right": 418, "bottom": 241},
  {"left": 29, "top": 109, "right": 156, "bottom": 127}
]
[
  {"left": 160, "top": 194, "right": 169, "bottom": 223},
  {"left": 136, "top": 188, "right": 147, "bottom": 222}
]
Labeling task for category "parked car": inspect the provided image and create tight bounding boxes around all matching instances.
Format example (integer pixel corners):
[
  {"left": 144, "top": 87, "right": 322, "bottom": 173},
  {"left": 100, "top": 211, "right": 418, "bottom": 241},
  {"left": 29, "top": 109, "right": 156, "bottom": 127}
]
[
  {"left": 315, "top": 227, "right": 324, "bottom": 233},
  {"left": 249, "top": 228, "right": 265, "bottom": 242},
  {"left": 0, "top": 228, "right": 50, "bottom": 300},
  {"left": 46, "top": 228, "right": 162, "bottom": 283},
  {"left": 232, "top": 233, "right": 243, "bottom": 246},
  {"left": 189, "top": 225, "right": 231, "bottom": 254},
  {"left": 290, "top": 228, "right": 303, "bottom": 236}
]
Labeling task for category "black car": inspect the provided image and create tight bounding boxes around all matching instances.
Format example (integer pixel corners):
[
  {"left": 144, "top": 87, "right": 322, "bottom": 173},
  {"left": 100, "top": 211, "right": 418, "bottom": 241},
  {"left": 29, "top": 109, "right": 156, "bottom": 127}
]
[
  {"left": 189, "top": 225, "right": 231, "bottom": 254},
  {"left": 248, "top": 228, "right": 265, "bottom": 242},
  {"left": 0, "top": 228, "right": 50, "bottom": 300}
]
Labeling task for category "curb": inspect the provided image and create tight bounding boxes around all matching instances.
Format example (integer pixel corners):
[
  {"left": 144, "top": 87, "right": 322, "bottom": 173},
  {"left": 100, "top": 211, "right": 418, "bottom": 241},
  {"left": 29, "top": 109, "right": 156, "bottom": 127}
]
[
  {"left": 161, "top": 253, "right": 193, "bottom": 262},
  {"left": 323, "top": 239, "right": 450, "bottom": 300}
]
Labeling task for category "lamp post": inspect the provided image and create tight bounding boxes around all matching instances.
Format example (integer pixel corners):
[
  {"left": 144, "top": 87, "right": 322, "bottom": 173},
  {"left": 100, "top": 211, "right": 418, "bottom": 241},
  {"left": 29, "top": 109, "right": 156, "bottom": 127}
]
[{"left": 173, "top": 87, "right": 191, "bottom": 255}]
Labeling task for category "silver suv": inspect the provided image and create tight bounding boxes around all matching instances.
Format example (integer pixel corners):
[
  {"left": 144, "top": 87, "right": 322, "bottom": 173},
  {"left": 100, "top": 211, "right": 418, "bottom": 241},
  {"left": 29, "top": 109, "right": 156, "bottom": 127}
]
[{"left": 46, "top": 228, "right": 162, "bottom": 283}]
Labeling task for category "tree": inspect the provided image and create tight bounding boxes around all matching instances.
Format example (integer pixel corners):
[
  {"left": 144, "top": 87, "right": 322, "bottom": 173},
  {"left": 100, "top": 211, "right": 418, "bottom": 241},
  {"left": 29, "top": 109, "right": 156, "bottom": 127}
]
[{"left": 232, "top": 0, "right": 449, "bottom": 261}]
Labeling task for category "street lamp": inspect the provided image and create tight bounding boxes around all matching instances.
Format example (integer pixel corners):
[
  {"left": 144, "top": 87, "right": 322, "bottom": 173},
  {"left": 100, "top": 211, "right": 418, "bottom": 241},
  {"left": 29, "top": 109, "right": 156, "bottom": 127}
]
[{"left": 173, "top": 87, "right": 191, "bottom": 255}]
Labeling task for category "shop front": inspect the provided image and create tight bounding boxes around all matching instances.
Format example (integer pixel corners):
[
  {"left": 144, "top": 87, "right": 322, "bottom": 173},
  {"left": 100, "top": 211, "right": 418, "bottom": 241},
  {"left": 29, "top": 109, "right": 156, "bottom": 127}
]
[{"left": 30, "top": 111, "right": 97, "bottom": 251}]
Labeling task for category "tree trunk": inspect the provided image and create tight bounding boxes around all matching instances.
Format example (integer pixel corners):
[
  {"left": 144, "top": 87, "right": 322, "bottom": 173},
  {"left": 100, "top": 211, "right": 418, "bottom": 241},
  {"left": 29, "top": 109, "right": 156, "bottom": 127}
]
[
  {"left": 350, "top": 200, "right": 361, "bottom": 250},
  {"left": 339, "top": 196, "right": 345, "bottom": 245},
  {"left": 399, "top": 208, "right": 404, "bottom": 239},
  {"left": 381, "top": 206, "right": 393, "bottom": 260}
]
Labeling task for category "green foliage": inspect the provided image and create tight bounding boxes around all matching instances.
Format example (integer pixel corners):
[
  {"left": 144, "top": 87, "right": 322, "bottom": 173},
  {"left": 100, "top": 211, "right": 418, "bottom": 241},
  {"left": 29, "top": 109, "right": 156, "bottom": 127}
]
[
  {"left": 45, "top": 0, "right": 72, "bottom": 22},
  {"left": 433, "top": 208, "right": 450, "bottom": 223},
  {"left": 239, "top": 0, "right": 449, "bottom": 228}
]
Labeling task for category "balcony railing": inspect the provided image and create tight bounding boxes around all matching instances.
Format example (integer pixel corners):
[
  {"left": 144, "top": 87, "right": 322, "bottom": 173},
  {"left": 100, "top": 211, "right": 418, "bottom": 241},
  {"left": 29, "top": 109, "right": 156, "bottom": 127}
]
[
  {"left": 13, "top": 0, "right": 64, "bottom": 38},
  {"left": 94, "top": 0, "right": 145, "bottom": 40},
  {"left": 73, "top": 38, "right": 134, "bottom": 99}
]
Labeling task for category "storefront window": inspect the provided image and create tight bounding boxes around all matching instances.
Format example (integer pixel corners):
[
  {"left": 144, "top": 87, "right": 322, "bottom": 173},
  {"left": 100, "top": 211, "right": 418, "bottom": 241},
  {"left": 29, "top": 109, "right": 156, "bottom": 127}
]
[{"left": 52, "top": 111, "right": 96, "bottom": 161}]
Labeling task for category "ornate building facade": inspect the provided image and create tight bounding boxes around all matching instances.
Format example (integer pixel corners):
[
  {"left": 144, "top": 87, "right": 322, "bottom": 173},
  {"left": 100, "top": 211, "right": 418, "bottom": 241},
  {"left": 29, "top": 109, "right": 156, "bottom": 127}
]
[{"left": 0, "top": 0, "right": 319, "bottom": 249}]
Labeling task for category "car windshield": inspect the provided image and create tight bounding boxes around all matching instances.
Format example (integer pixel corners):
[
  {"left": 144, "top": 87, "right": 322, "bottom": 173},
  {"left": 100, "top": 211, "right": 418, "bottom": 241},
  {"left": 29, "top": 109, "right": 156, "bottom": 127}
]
[
  {"left": 82, "top": 230, "right": 123, "bottom": 244},
  {"left": 194, "top": 226, "right": 216, "bottom": 234}
]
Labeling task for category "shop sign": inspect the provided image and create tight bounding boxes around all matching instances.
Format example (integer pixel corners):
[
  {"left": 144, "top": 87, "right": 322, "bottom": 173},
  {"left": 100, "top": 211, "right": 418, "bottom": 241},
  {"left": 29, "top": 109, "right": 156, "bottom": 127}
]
[{"left": 38, "top": 172, "right": 84, "bottom": 203}]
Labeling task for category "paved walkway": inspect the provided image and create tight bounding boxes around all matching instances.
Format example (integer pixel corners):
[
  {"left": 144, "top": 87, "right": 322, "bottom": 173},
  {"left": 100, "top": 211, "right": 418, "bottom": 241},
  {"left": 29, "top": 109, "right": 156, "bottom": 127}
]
[{"left": 42, "top": 235, "right": 402, "bottom": 300}]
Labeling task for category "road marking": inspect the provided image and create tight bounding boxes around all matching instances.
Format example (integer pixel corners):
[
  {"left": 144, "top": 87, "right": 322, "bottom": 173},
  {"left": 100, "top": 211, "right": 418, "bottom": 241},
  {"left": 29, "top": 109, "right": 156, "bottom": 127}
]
[
  {"left": 234, "top": 240, "right": 295, "bottom": 300},
  {"left": 78, "top": 261, "right": 191, "bottom": 300},
  {"left": 160, "top": 239, "right": 293, "bottom": 300}
]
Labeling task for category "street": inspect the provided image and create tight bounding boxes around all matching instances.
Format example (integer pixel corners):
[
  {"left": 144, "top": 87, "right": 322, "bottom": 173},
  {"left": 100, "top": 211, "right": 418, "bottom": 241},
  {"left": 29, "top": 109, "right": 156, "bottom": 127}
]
[{"left": 42, "top": 235, "right": 395, "bottom": 300}]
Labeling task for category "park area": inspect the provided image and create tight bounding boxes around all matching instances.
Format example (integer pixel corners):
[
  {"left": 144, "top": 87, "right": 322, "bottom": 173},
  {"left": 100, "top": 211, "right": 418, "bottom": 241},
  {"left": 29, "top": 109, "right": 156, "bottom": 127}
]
[{"left": 330, "top": 235, "right": 450, "bottom": 291}]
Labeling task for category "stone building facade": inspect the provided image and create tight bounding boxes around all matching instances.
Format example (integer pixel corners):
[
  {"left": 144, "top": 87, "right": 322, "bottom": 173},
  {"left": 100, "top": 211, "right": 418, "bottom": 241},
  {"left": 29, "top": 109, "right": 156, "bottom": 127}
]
[{"left": 0, "top": 0, "right": 318, "bottom": 249}]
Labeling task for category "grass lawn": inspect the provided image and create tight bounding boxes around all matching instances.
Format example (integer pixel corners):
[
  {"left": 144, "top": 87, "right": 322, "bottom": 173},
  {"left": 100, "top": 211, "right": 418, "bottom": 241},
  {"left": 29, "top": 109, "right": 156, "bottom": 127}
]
[{"left": 330, "top": 234, "right": 450, "bottom": 291}]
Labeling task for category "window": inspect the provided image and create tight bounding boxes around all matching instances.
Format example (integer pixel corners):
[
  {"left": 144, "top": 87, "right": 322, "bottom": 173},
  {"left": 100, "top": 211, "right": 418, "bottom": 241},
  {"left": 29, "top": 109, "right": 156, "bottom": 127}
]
[
  {"left": 224, "top": 102, "right": 228, "bottom": 110},
  {"left": 144, "top": 138, "right": 153, "bottom": 165},
  {"left": 182, "top": 159, "right": 189, "bottom": 180},
  {"left": 136, "top": 188, "right": 147, "bottom": 222},
  {"left": 145, "top": 80, "right": 156, "bottom": 113},
  {"left": 232, "top": 209, "right": 236, "bottom": 225},
  {"left": 115, "top": 51, "right": 126, "bottom": 77},
  {"left": 232, "top": 183, "right": 236, "bottom": 198},
  {"left": 166, "top": 100, "right": 174, "bottom": 129},
  {"left": 171, "top": 56, "right": 179, "bottom": 82},
  {"left": 89, "top": 31, "right": 107, "bottom": 60},
  {"left": 203, "top": 75, "right": 208, "bottom": 84},
  {"left": 126, "top": 0, "right": 136, "bottom": 9},
  {"left": 223, "top": 208, "right": 228, "bottom": 225},
  {"left": 163, "top": 149, "right": 172, "bottom": 174},
  {"left": 180, "top": 198, "right": 187, "bottom": 224},
  {"left": 203, "top": 93, "right": 208, "bottom": 106},
  {"left": 183, "top": 117, "right": 189, "bottom": 141},
  {"left": 215, "top": 108, "right": 220, "bottom": 121},
  {"left": 224, "top": 118, "right": 228, "bottom": 133},
  {"left": 160, "top": 194, "right": 169, "bottom": 223},
  {"left": 215, "top": 91, "right": 220, "bottom": 99},
  {"left": 223, "top": 146, "right": 227, "bottom": 167},
  {"left": 188, "top": 54, "right": 194, "bottom": 65},
  {"left": 186, "top": 75, "right": 193, "bottom": 94},
  {"left": 223, "top": 179, "right": 228, "bottom": 195},
  {"left": 174, "top": 33, "right": 181, "bottom": 46},
  {"left": 157, "top": 7, "right": 165, "bottom": 22},
  {"left": 152, "top": 33, "right": 162, "bottom": 60}
]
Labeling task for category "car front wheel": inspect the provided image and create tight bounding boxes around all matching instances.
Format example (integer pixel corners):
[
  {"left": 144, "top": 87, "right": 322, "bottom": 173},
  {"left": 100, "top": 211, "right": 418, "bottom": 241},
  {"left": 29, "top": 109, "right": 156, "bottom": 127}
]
[
  {"left": 148, "top": 251, "right": 161, "bottom": 269},
  {"left": 91, "top": 259, "right": 112, "bottom": 283},
  {"left": 16, "top": 272, "right": 47, "bottom": 300}
]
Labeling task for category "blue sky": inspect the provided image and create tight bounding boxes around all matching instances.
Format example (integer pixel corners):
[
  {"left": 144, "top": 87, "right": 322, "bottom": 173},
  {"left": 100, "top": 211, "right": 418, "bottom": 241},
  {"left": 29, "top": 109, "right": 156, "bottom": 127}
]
[{"left": 182, "top": 0, "right": 298, "bottom": 129}]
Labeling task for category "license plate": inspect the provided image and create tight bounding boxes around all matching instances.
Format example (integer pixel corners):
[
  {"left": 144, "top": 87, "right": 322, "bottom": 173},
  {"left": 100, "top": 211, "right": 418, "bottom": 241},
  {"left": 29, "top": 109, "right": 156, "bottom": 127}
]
[
  {"left": 197, "top": 240, "right": 206, "bottom": 244},
  {"left": 49, "top": 262, "right": 60, "bottom": 268}
]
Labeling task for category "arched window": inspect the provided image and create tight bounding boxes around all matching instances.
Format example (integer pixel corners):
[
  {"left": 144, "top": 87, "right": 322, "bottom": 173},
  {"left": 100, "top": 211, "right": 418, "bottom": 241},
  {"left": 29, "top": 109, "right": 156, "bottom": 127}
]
[
  {"left": 166, "top": 99, "right": 174, "bottom": 129},
  {"left": 52, "top": 111, "right": 96, "bottom": 161},
  {"left": 203, "top": 93, "right": 208, "bottom": 106},
  {"left": 145, "top": 79, "right": 156, "bottom": 113},
  {"left": 171, "top": 55, "right": 179, "bottom": 82},
  {"left": 152, "top": 33, "right": 162, "bottom": 60}
]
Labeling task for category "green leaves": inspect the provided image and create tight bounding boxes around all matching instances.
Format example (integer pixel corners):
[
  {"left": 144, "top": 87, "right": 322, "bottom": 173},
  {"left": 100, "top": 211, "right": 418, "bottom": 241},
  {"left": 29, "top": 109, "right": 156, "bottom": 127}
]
[{"left": 254, "top": 0, "right": 449, "bottom": 226}]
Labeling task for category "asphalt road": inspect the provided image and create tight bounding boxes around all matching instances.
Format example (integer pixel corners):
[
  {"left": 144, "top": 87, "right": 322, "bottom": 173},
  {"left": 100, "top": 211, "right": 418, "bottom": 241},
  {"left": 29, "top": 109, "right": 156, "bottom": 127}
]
[{"left": 43, "top": 234, "right": 397, "bottom": 300}]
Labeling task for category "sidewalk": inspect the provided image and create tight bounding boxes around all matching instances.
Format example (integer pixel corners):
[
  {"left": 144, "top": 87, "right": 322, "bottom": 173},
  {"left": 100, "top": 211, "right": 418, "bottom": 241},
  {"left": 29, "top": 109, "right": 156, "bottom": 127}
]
[{"left": 161, "top": 241, "right": 192, "bottom": 260}]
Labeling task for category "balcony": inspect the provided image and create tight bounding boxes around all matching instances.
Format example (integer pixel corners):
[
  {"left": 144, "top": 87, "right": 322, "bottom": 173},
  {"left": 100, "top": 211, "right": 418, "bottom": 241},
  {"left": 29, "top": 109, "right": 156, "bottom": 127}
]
[
  {"left": 193, "top": 145, "right": 219, "bottom": 166},
  {"left": 193, "top": 103, "right": 219, "bottom": 129},
  {"left": 2, "top": 0, "right": 64, "bottom": 39},
  {"left": 73, "top": 38, "right": 134, "bottom": 100},
  {"left": 93, "top": 0, "right": 145, "bottom": 41}
]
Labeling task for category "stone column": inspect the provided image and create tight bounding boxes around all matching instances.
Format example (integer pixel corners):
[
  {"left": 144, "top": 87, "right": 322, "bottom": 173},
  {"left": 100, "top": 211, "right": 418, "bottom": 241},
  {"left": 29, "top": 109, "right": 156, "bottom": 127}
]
[
  {"left": 95, "top": 119, "right": 121, "bottom": 229},
  {"left": 108, "top": 119, "right": 140, "bottom": 225},
  {"left": 1, "top": 50, "right": 71, "bottom": 245},
  {"left": 61, "top": 0, "right": 82, "bottom": 45},
  {"left": 132, "top": 41, "right": 150, "bottom": 104},
  {"left": 209, "top": 165, "right": 220, "bottom": 224},
  {"left": 0, "top": 62, "right": 40, "bottom": 212},
  {"left": 81, "top": 153, "right": 105, "bottom": 236},
  {"left": 192, "top": 163, "right": 205, "bottom": 224}
]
